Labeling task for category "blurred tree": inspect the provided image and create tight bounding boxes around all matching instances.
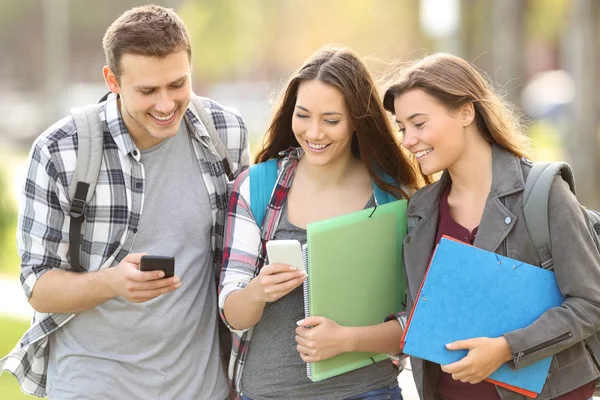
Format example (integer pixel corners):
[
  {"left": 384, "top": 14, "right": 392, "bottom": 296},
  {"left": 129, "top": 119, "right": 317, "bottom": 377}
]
[
  {"left": 0, "top": 0, "right": 181, "bottom": 87},
  {"left": 491, "top": 0, "right": 526, "bottom": 106},
  {"left": 180, "top": 0, "right": 424, "bottom": 82},
  {"left": 460, "top": 0, "right": 492, "bottom": 70},
  {"left": 562, "top": 0, "right": 600, "bottom": 209},
  {"left": 526, "top": 0, "right": 569, "bottom": 46}
]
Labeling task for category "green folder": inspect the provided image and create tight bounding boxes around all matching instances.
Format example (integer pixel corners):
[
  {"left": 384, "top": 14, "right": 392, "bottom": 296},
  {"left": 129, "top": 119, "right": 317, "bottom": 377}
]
[{"left": 304, "top": 199, "right": 407, "bottom": 382}]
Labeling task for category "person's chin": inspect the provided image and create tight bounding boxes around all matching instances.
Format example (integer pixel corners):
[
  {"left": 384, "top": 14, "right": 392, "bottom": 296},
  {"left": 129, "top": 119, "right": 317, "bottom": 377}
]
[
  {"left": 149, "top": 119, "right": 180, "bottom": 137},
  {"left": 420, "top": 161, "right": 443, "bottom": 176},
  {"left": 305, "top": 153, "right": 334, "bottom": 167},
  {"left": 160, "top": 128, "right": 179, "bottom": 139}
]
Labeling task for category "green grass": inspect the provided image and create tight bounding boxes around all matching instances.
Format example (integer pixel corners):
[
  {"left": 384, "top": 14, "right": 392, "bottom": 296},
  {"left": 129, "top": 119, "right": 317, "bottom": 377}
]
[
  {"left": 0, "top": 150, "right": 23, "bottom": 277},
  {"left": 0, "top": 226, "right": 20, "bottom": 277},
  {"left": 0, "top": 316, "right": 42, "bottom": 399}
]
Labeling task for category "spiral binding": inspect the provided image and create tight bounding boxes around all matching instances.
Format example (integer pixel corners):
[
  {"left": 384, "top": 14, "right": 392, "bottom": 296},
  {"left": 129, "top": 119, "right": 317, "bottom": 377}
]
[{"left": 301, "top": 243, "right": 312, "bottom": 380}]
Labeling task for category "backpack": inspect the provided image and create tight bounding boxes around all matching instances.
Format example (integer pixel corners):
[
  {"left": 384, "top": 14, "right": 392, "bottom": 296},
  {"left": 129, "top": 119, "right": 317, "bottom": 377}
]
[
  {"left": 67, "top": 94, "right": 235, "bottom": 273},
  {"left": 248, "top": 159, "right": 399, "bottom": 228},
  {"left": 522, "top": 161, "right": 600, "bottom": 388}
]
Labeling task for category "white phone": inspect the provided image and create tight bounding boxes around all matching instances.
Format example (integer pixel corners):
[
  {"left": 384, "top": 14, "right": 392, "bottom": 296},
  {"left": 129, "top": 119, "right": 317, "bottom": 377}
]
[{"left": 266, "top": 240, "right": 305, "bottom": 271}]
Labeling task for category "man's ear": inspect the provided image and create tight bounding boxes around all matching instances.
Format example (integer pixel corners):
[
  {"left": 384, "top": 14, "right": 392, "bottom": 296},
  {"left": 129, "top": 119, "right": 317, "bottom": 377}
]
[
  {"left": 103, "top": 66, "right": 120, "bottom": 94},
  {"left": 460, "top": 102, "right": 476, "bottom": 126}
]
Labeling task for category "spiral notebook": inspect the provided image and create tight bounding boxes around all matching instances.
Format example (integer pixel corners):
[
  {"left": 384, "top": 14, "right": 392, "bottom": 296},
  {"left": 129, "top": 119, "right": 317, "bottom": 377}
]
[
  {"left": 303, "top": 199, "right": 407, "bottom": 382},
  {"left": 401, "top": 237, "right": 565, "bottom": 397}
]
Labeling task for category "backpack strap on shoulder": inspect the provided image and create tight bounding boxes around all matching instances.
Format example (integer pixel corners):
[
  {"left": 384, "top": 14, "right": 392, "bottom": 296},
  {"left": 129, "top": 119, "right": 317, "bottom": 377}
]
[
  {"left": 68, "top": 104, "right": 104, "bottom": 273},
  {"left": 189, "top": 95, "right": 235, "bottom": 180},
  {"left": 522, "top": 161, "right": 575, "bottom": 269},
  {"left": 250, "top": 159, "right": 279, "bottom": 229},
  {"left": 372, "top": 171, "right": 399, "bottom": 205}
]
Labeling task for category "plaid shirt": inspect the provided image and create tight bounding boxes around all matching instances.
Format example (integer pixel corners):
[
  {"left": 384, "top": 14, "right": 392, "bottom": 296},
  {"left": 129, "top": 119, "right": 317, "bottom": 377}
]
[
  {"left": 219, "top": 148, "right": 406, "bottom": 396},
  {"left": 0, "top": 93, "right": 249, "bottom": 398}
]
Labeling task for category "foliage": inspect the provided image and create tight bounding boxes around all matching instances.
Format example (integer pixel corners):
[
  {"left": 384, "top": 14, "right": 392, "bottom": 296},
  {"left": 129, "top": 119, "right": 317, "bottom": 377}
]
[
  {"left": 179, "top": 0, "right": 422, "bottom": 81},
  {"left": 0, "top": 166, "right": 19, "bottom": 277}
]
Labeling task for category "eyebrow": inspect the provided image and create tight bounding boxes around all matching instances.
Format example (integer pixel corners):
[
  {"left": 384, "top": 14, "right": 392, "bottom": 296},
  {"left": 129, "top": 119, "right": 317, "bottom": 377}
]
[
  {"left": 396, "top": 113, "right": 426, "bottom": 124},
  {"left": 133, "top": 76, "right": 187, "bottom": 91},
  {"left": 296, "top": 105, "right": 343, "bottom": 116}
]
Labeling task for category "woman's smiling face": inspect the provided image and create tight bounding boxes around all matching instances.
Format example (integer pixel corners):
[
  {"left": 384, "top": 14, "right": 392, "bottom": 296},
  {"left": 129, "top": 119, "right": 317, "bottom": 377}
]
[
  {"left": 393, "top": 88, "right": 468, "bottom": 175},
  {"left": 292, "top": 80, "right": 355, "bottom": 167}
]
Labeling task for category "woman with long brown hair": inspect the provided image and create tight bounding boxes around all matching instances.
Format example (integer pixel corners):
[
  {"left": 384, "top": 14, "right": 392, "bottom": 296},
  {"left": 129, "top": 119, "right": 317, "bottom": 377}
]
[
  {"left": 384, "top": 53, "right": 600, "bottom": 400},
  {"left": 219, "top": 46, "right": 423, "bottom": 399}
]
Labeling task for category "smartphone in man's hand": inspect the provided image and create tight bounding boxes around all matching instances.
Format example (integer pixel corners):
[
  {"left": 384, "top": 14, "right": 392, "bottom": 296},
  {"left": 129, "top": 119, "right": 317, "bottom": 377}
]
[{"left": 140, "top": 255, "right": 175, "bottom": 278}]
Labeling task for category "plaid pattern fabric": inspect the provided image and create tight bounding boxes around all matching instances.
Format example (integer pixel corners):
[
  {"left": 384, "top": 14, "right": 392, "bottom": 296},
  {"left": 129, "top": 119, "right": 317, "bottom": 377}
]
[
  {"left": 219, "top": 148, "right": 405, "bottom": 396},
  {"left": 0, "top": 92, "right": 249, "bottom": 397},
  {"left": 219, "top": 148, "right": 301, "bottom": 396}
]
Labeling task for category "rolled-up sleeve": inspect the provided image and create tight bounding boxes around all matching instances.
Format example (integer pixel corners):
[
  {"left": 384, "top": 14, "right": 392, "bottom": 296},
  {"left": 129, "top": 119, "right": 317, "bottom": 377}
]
[
  {"left": 219, "top": 169, "right": 263, "bottom": 332},
  {"left": 18, "top": 140, "right": 70, "bottom": 299}
]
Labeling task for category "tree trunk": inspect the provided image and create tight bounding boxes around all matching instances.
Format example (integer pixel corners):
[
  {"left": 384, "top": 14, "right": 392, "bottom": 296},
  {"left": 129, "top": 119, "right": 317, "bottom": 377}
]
[
  {"left": 491, "top": 0, "right": 525, "bottom": 106},
  {"left": 563, "top": 0, "right": 600, "bottom": 209}
]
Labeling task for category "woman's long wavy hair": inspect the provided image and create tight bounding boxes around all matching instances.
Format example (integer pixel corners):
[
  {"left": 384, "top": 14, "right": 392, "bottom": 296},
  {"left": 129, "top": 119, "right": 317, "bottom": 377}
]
[
  {"left": 254, "top": 46, "right": 426, "bottom": 199},
  {"left": 383, "top": 53, "right": 530, "bottom": 158}
]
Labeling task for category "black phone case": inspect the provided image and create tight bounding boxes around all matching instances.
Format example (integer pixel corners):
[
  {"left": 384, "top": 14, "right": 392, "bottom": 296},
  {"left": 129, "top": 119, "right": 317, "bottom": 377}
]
[{"left": 140, "top": 255, "right": 175, "bottom": 278}]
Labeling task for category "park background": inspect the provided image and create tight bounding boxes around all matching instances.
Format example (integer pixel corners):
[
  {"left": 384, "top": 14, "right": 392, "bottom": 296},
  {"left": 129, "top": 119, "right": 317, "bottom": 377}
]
[{"left": 0, "top": 0, "right": 599, "bottom": 398}]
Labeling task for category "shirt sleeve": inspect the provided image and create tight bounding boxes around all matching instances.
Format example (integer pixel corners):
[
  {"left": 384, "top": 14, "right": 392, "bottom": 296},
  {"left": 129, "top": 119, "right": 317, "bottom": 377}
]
[
  {"left": 218, "top": 169, "right": 262, "bottom": 332},
  {"left": 17, "top": 139, "right": 71, "bottom": 299},
  {"left": 384, "top": 310, "right": 409, "bottom": 359},
  {"left": 504, "top": 177, "right": 600, "bottom": 369}
]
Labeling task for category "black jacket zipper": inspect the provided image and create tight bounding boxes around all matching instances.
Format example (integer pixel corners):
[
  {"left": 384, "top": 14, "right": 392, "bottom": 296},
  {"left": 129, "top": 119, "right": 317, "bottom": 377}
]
[{"left": 515, "top": 332, "right": 572, "bottom": 364}]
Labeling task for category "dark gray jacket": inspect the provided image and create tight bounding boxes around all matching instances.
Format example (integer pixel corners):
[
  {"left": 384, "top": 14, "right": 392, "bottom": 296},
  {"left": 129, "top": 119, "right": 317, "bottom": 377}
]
[{"left": 404, "top": 145, "right": 600, "bottom": 400}]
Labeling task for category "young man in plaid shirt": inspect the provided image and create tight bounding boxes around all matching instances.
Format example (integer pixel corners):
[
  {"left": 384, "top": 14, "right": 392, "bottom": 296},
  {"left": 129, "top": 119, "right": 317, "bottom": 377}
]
[{"left": 0, "top": 5, "right": 248, "bottom": 399}]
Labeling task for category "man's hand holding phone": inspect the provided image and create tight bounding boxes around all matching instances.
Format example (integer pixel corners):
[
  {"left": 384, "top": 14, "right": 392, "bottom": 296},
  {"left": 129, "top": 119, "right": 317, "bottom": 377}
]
[{"left": 106, "top": 253, "right": 180, "bottom": 303}]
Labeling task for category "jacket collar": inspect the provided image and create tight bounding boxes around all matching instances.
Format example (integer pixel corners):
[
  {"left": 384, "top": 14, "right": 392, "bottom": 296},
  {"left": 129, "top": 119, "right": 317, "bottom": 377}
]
[{"left": 404, "top": 144, "right": 526, "bottom": 303}]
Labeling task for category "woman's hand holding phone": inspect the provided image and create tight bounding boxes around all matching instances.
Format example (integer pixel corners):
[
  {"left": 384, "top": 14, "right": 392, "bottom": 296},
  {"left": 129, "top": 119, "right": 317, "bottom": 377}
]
[
  {"left": 247, "top": 263, "right": 306, "bottom": 303},
  {"left": 246, "top": 239, "right": 307, "bottom": 303}
]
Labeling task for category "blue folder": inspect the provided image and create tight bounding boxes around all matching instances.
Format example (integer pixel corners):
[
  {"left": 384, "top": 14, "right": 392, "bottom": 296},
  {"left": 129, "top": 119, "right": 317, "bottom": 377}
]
[{"left": 402, "top": 237, "right": 565, "bottom": 396}]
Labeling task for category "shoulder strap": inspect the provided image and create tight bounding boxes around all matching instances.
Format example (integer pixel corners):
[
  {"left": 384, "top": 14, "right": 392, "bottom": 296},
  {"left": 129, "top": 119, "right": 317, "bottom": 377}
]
[
  {"left": 522, "top": 161, "right": 576, "bottom": 269},
  {"left": 249, "top": 159, "right": 279, "bottom": 229},
  {"left": 372, "top": 171, "right": 399, "bottom": 205},
  {"left": 189, "top": 95, "right": 235, "bottom": 180},
  {"left": 372, "top": 182, "right": 395, "bottom": 205},
  {"left": 248, "top": 163, "right": 401, "bottom": 229},
  {"left": 68, "top": 104, "right": 104, "bottom": 272}
]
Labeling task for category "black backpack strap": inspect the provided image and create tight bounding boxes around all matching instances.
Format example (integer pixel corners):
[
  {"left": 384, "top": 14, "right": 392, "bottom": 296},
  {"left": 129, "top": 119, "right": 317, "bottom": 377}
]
[{"left": 69, "top": 182, "right": 90, "bottom": 272}]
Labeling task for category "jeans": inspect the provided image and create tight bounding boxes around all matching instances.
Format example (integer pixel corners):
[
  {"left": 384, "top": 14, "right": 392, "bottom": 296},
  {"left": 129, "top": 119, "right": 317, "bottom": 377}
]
[
  {"left": 240, "top": 382, "right": 403, "bottom": 400},
  {"left": 345, "top": 383, "right": 403, "bottom": 400}
]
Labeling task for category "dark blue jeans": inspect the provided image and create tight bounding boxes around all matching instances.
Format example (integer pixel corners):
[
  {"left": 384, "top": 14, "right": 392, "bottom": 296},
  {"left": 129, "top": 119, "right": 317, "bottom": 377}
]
[{"left": 240, "top": 382, "right": 403, "bottom": 400}]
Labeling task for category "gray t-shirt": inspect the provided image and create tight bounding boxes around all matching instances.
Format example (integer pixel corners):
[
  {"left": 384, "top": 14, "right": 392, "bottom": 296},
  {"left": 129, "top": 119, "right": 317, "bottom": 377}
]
[
  {"left": 240, "top": 197, "right": 398, "bottom": 400},
  {"left": 47, "top": 123, "right": 228, "bottom": 400}
]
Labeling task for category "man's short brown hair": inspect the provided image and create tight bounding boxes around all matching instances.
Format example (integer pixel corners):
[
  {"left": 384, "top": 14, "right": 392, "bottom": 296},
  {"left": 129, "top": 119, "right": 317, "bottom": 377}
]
[{"left": 102, "top": 5, "right": 192, "bottom": 81}]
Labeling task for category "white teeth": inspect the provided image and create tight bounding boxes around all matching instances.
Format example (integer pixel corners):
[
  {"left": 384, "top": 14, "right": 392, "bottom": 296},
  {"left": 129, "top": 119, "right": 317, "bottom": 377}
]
[
  {"left": 415, "top": 148, "right": 433, "bottom": 158},
  {"left": 150, "top": 111, "right": 175, "bottom": 121},
  {"left": 308, "top": 142, "right": 329, "bottom": 150}
]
